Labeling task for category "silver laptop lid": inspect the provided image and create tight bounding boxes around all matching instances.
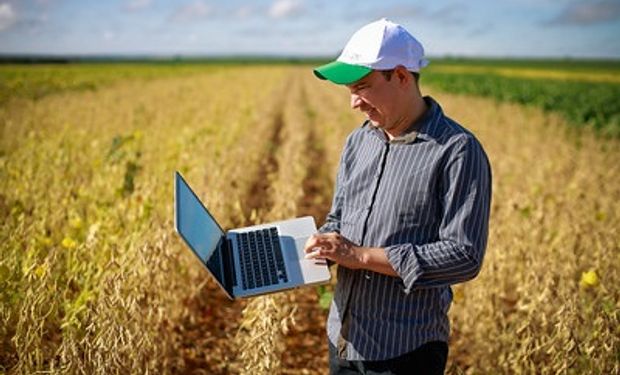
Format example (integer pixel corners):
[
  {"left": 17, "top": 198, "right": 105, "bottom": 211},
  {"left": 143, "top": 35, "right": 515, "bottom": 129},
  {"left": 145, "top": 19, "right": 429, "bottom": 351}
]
[{"left": 174, "top": 172, "right": 233, "bottom": 298}]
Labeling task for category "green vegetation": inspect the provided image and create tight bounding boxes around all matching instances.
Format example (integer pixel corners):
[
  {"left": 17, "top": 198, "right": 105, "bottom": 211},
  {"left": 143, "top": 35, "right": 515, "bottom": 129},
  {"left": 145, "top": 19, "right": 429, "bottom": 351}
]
[
  {"left": 420, "top": 59, "right": 620, "bottom": 137},
  {"left": 423, "top": 72, "right": 620, "bottom": 137},
  {"left": 429, "top": 57, "right": 620, "bottom": 73}
]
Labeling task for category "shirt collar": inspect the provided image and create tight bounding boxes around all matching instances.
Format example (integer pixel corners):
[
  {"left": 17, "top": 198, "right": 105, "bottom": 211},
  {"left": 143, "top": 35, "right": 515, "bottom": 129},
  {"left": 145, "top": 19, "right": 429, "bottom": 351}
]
[{"left": 362, "top": 96, "right": 443, "bottom": 144}]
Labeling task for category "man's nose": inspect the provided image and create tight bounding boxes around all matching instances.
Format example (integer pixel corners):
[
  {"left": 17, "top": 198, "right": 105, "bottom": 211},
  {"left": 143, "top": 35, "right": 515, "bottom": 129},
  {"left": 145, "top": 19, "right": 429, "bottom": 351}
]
[{"left": 350, "top": 93, "right": 362, "bottom": 109}]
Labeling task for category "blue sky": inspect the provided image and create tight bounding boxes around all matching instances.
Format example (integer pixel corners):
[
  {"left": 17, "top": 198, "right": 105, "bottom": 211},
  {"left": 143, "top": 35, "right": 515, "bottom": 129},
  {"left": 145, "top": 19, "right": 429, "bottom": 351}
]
[{"left": 1, "top": 0, "right": 619, "bottom": 58}]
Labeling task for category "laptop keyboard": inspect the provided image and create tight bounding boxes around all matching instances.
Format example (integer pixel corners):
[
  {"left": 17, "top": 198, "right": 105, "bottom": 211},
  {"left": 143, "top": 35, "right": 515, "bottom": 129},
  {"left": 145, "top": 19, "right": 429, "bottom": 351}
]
[{"left": 238, "top": 227, "right": 288, "bottom": 289}]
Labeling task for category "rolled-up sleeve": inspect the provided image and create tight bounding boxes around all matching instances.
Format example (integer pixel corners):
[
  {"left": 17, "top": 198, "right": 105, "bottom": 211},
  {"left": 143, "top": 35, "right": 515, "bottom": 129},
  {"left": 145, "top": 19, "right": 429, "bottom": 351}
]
[{"left": 385, "top": 135, "right": 492, "bottom": 294}]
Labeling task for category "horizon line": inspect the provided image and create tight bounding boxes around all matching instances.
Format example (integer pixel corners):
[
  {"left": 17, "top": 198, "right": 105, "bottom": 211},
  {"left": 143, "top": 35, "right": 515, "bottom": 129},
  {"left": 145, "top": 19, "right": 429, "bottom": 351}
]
[{"left": 1, "top": 53, "right": 620, "bottom": 63}]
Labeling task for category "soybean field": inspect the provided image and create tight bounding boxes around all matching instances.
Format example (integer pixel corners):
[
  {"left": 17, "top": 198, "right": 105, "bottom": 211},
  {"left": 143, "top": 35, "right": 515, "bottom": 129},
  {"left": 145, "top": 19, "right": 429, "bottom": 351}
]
[{"left": 0, "top": 60, "right": 618, "bottom": 374}]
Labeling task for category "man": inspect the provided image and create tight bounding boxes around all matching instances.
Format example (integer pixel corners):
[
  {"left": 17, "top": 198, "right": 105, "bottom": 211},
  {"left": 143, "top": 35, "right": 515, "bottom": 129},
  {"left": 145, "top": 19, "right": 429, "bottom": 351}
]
[{"left": 304, "top": 19, "right": 492, "bottom": 374}]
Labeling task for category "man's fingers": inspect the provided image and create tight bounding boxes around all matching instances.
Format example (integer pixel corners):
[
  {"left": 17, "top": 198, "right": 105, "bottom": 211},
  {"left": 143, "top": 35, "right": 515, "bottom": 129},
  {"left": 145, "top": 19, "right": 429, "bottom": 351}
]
[
  {"left": 304, "top": 234, "right": 324, "bottom": 253},
  {"left": 304, "top": 233, "right": 339, "bottom": 253},
  {"left": 304, "top": 235, "right": 317, "bottom": 251},
  {"left": 304, "top": 248, "right": 322, "bottom": 259}
]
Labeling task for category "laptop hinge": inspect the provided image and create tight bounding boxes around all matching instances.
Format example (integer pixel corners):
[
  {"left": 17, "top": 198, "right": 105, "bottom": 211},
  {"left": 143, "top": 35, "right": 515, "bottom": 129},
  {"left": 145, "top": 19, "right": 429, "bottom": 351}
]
[{"left": 221, "top": 237, "right": 237, "bottom": 294}]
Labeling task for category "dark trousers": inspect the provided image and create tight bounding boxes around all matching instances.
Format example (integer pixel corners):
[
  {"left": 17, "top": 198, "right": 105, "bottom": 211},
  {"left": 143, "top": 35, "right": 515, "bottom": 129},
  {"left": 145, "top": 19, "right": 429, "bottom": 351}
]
[{"left": 329, "top": 341, "right": 448, "bottom": 375}]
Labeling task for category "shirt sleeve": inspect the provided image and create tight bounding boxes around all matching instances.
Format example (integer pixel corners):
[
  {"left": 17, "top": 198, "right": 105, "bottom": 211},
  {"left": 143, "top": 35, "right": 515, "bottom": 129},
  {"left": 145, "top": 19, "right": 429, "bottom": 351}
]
[{"left": 385, "top": 135, "right": 492, "bottom": 294}]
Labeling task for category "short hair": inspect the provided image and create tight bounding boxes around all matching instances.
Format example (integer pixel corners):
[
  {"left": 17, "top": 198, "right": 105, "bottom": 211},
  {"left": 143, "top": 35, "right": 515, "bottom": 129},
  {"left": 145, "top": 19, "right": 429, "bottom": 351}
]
[{"left": 379, "top": 69, "right": 420, "bottom": 84}]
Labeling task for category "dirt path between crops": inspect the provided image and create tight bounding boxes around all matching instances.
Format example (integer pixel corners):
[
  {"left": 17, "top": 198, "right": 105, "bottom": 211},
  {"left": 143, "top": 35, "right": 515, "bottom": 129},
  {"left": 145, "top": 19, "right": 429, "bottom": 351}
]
[
  {"left": 178, "top": 77, "right": 337, "bottom": 374},
  {"left": 279, "top": 83, "right": 334, "bottom": 374},
  {"left": 176, "top": 90, "right": 288, "bottom": 375},
  {"left": 242, "top": 109, "right": 285, "bottom": 224}
]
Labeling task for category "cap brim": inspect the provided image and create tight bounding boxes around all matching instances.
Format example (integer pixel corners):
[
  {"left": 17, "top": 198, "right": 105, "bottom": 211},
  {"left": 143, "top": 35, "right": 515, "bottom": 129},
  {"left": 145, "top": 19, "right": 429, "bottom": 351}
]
[{"left": 313, "top": 61, "right": 372, "bottom": 85}]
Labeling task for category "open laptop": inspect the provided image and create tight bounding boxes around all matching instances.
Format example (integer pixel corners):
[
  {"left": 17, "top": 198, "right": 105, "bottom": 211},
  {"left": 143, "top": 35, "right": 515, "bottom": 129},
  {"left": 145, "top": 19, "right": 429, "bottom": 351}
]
[{"left": 174, "top": 171, "right": 331, "bottom": 299}]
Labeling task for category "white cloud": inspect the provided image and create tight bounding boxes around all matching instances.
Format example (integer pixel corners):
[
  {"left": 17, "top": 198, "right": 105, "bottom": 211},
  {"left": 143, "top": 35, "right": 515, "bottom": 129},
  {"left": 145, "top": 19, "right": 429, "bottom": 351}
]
[
  {"left": 125, "top": 0, "right": 152, "bottom": 11},
  {"left": 171, "top": 1, "right": 212, "bottom": 22},
  {"left": 269, "top": 0, "right": 303, "bottom": 19},
  {"left": 0, "top": 3, "right": 16, "bottom": 31}
]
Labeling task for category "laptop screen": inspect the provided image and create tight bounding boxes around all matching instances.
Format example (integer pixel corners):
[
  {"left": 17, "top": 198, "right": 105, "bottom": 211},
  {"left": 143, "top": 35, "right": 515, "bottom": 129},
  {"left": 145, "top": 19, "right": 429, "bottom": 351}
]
[{"left": 174, "top": 172, "right": 227, "bottom": 289}]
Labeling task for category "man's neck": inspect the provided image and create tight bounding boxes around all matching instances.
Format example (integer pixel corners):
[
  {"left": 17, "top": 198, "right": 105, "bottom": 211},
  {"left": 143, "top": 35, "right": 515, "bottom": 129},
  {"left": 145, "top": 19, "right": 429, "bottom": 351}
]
[{"left": 384, "top": 96, "right": 428, "bottom": 141}]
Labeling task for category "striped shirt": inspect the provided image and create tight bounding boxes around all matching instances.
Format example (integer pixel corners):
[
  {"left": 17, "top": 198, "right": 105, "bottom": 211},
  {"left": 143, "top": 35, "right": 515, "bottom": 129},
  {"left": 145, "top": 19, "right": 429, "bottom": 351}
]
[{"left": 319, "top": 96, "right": 492, "bottom": 361}]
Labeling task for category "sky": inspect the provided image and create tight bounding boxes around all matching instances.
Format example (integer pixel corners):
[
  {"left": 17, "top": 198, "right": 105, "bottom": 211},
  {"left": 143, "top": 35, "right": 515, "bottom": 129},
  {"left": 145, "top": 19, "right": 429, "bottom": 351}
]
[{"left": 0, "top": 0, "right": 619, "bottom": 59}]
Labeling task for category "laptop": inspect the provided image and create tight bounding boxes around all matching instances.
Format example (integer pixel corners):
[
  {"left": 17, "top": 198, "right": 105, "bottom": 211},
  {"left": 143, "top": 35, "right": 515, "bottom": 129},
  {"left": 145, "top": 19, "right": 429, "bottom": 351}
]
[{"left": 174, "top": 171, "right": 331, "bottom": 299}]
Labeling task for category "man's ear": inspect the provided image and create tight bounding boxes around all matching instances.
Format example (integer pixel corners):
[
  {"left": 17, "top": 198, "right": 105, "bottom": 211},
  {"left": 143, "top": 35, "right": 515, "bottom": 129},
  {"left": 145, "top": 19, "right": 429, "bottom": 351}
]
[{"left": 394, "top": 65, "right": 412, "bottom": 87}]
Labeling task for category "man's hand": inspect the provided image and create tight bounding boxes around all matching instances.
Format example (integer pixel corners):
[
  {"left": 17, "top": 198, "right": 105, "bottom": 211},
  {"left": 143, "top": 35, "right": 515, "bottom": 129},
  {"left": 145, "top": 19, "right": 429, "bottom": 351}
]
[
  {"left": 304, "top": 232, "right": 399, "bottom": 277},
  {"left": 304, "top": 232, "right": 366, "bottom": 270}
]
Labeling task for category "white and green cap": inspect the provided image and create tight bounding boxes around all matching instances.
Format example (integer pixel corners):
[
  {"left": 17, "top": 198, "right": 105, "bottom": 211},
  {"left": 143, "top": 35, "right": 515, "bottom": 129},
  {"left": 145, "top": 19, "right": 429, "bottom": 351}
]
[{"left": 314, "top": 18, "right": 429, "bottom": 85}]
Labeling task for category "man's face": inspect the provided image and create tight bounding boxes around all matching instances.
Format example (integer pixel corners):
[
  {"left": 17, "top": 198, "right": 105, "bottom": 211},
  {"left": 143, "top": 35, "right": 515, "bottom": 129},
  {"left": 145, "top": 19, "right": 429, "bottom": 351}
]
[{"left": 346, "top": 70, "right": 402, "bottom": 130}]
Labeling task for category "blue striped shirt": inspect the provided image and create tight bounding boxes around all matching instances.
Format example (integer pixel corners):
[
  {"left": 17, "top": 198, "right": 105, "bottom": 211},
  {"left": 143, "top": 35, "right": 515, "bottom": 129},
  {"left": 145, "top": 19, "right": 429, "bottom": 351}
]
[{"left": 319, "top": 96, "right": 492, "bottom": 361}]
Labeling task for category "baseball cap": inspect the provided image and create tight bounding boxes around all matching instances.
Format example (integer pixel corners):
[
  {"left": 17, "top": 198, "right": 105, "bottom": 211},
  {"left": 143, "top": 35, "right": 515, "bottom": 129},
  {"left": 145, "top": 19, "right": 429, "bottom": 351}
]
[{"left": 314, "top": 18, "right": 429, "bottom": 85}]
